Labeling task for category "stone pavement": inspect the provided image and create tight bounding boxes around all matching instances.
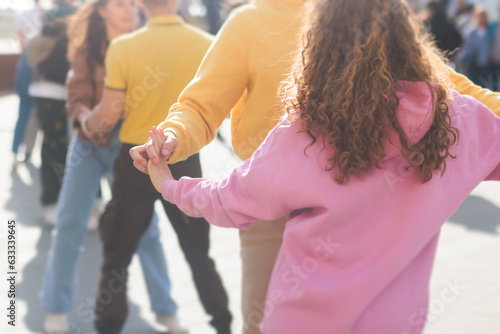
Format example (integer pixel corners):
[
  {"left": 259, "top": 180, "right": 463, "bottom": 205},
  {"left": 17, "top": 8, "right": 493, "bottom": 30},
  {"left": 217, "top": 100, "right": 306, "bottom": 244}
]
[{"left": 0, "top": 92, "right": 499, "bottom": 334}]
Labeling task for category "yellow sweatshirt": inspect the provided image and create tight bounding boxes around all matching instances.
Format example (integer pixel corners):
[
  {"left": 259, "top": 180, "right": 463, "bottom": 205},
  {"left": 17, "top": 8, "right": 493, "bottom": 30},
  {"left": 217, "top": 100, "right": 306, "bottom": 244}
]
[
  {"left": 159, "top": 0, "right": 305, "bottom": 162},
  {"left": 159, "top": 0, "right": 500, "bottom": 163}
]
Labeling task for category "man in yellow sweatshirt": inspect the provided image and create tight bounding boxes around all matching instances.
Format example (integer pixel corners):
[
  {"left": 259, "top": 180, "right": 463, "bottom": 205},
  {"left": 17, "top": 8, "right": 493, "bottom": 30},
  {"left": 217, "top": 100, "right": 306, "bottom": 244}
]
[{"left": 130, "top": 0, "right": 500, "bottom": 333}]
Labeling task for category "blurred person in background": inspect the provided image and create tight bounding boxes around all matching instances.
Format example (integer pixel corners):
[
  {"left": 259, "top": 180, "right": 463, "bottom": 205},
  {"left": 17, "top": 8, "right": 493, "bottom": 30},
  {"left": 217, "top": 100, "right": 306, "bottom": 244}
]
[
  {"left": 11, "top": 0, "right": 45, "bottom": 169},
  {"left": 489, "top": 7, "right": 500, "bottom": 91},
  {"left": 453, "top": 0, "right": 474, "bottom": 37},
  {"left": 40, "top": 1, "right": 186, "bottom": 333},
  {"left": 425, "top": 1, "right": 462, "bottom": 56},
  {"left": 26, "top": 0, "right": 77, "bottom": 224},
  {"left": 457, "top": 6, "right": 492, "bottom": 87},
  {"left": 202, "top": 0, "right": 221, "bottom": 34},
  {"left": 83, "top": 0, "right": 232, "bottom": 333}
]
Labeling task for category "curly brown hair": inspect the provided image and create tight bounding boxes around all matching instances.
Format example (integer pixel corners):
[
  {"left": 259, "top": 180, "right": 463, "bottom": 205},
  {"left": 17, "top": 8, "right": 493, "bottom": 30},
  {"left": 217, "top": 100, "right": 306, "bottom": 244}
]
[{"left": 283, "top": 0, "right": 459, "bottom": 184}]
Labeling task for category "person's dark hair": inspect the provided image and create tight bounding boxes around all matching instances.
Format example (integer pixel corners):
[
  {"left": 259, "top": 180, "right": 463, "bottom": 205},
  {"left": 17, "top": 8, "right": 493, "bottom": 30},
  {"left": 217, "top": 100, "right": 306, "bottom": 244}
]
[
  {"left": 283, "top": 0, "right": 459, "bottom": 184},
  {"left": 67, "top": 0, "right": 109, "bottom": 67},
  {"left": 86, "top": 1, "right": 109, "bottom": 66},
  {"left": 427, "top": 1, "right": 444, "bottom": 14}
]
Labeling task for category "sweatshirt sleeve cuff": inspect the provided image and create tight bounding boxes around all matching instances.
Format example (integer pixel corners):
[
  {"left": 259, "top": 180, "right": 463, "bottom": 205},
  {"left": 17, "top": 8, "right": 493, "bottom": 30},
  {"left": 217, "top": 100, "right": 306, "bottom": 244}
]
[{"left": 161, "top": 179, "right": 178, "bottom": 203}]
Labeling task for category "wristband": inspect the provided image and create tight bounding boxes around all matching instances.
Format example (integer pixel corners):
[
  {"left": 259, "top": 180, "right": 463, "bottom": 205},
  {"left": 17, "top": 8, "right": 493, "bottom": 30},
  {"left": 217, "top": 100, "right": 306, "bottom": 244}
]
[{"left": 81, "top": 115, "right": 90, "bottom": 133}]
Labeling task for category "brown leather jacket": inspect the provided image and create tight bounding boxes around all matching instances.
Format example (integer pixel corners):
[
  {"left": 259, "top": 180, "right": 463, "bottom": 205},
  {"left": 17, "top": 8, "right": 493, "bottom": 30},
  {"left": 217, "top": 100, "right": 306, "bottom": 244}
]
[{"left": 66, "top": 44, "right": 106, "bottom": 135}]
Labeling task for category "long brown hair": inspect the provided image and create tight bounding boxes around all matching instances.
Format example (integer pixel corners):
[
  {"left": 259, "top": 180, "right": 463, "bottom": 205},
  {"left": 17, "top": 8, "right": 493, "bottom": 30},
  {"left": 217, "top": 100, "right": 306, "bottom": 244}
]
[
  {"left": 284, "top": 0, "right": 459, "bottom": 184},
  {"left": 67, "top": 0, "right": 108, "bottom": 66}
]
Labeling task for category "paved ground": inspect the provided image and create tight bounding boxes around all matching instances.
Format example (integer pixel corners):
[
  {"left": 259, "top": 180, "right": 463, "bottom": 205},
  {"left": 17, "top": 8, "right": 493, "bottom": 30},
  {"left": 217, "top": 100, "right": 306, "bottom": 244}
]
[{"left": 0, "top": 91, "right": 499, "bottom": 334}]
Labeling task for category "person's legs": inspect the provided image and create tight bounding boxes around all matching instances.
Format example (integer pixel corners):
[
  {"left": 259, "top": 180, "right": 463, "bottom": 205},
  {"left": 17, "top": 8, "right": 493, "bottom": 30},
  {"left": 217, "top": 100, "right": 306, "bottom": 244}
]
[
  {"left": 162, "top": 154, "right": 232, "bottom": 334},
  {"left": 12, "top": 52, "right": 34, "bottom": 156},
  {"left": 239, "top": 217, "right": 286, "bottom": 334},
  {"left": 136, "top": 213, "right": 178, "bottom": 316},
  {"left": 23, "top": 111, "right": 40, "bottom": 160},
  {"left": 94, "top": 144, "right": 157, "bottom": 334},
  {"left": 42, "top": 136, "right": 105, "bottom": 313},
  {"left": 492, "top": 62, "right": 500, "bottom": 92},
  {"left": 100, "top": 130, "right": 180, "bottom": 319},
  {"left": 34, "top": 98, "right": 68, "bottom": 206}
]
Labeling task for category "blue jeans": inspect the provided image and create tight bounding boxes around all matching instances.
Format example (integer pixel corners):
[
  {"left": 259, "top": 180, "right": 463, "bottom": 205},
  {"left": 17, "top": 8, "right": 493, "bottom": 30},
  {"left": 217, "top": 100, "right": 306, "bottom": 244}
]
[
  {"left": 12, "top": 52, "right": 34, "bottom": 155},
  {"left": 41, "top": 128, "right": 177, "bottom": 316}
]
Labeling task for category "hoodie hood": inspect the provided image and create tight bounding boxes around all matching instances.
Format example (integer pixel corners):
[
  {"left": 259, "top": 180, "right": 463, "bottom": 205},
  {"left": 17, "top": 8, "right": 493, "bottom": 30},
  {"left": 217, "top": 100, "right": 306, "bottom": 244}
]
[{"left": 384, "top": 81, "right": 437, "bottom": 160}]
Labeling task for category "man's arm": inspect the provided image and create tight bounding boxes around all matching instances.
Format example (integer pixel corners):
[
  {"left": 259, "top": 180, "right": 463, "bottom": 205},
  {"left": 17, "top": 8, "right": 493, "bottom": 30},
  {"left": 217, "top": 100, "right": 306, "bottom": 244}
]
[
  {"left": 82, "top": 88, "right": 125, "bottom": 144},
  {"left": 431, "top": 51, "right": 500, "bottom": 115}
]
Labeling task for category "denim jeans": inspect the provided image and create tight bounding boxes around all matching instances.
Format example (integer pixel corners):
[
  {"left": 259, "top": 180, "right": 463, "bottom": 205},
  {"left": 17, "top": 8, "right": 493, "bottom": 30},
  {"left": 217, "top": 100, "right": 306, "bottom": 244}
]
[
  {"left": 41, "top": 128, "right": 177, "bottom": 316},
  {"left": 12, "top": 52, "right": 34, "bottom": 155}
]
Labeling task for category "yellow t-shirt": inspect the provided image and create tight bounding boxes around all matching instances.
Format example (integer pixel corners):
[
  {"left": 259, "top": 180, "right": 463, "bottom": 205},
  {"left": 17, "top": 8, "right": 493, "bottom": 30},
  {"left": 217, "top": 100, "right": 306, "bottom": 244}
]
[{"left": 104, "top": 15, "right": 213, "bottom": 145}]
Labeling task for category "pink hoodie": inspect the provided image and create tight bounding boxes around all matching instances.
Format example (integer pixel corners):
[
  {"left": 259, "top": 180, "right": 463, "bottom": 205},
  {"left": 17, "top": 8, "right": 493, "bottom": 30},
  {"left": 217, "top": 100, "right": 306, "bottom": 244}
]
[{"left": 161, "top": 81, "right": 500, "bottom": 333}]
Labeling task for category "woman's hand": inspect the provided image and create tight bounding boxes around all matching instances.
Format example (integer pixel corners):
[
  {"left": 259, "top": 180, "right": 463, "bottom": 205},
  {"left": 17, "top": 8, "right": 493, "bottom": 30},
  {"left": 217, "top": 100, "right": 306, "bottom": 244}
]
[
  {"left": 147, "top": 127, "right": 174, "bottom": 192},
  {"left": 74, "top": 108, "right": 93, "bottom": 142}
]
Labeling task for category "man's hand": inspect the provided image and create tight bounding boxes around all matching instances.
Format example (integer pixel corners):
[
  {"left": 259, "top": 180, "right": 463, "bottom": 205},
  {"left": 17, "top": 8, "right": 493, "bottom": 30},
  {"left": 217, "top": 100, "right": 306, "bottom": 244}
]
[
  {"left": 81, "top": 114, "right": 109, "bottom": 146},
  {"left": 130, "top": 126, "right": 178, "bottom": 174},
  {"left": 130, "top": 143, "right": 150, "bottom": 174},
  {"left": 146, "top": 127, "right": 178, "bottom": 164},
  {"left": 74, "top": 109, "right": 93, "bottom": 142}
]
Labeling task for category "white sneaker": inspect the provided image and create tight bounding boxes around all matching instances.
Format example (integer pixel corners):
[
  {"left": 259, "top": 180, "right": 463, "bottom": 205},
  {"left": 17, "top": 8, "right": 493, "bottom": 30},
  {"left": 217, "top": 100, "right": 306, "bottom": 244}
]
[
  {"left": 12, "top": 154, "right": 20, "bottom": 170},
  {"left": 44, "top": 313, "right": 67, "bottom": 334},
  {"left": 38, "top": 205, "right": 58, "bottom": 226},
  {"left": 156, "top": 314, "right": 188, "bottom": 334}
]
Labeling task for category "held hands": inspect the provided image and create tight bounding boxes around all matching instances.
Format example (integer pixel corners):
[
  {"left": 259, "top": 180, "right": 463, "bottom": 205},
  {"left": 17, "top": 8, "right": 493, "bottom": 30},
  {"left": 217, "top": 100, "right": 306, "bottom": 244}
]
[
  {"left": 80, "top": 113, "right": 110, "bottom": 146},
  {"left": 74, "top": 108, "right": 93, "bottom": 142},
  {"left": 129, "top": 126, "right": 178, "bottom": 174},
  {"left": 147, "top": 127, "right": 174, "bottom": 192}
]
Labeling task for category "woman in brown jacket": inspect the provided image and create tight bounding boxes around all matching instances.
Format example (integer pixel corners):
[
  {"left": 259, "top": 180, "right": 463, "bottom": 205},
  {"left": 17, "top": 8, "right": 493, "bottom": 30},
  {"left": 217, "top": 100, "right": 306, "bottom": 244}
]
[{"left": 40, "top": 1, "right": 186, "bottom": 333}]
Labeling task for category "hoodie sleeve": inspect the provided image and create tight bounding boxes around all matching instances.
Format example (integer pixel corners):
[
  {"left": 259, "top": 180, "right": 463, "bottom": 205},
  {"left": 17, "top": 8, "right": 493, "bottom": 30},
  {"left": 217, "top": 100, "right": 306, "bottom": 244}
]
[
  {"left": 450, "top": 92, "right": 500, "bottom": 182},
  {"left": 161, "top": 119, "right": 295, "bottom": 229}
]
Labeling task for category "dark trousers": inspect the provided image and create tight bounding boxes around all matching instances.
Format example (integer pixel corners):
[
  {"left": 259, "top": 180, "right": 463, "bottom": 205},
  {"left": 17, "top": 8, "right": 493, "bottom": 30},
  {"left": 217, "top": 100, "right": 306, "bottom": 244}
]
[
  {"left": 94, "top": 144, "right": 232, "bottom": 334},
  {"left": 33, "top": 97, "right": 68, "bottom": 205}
]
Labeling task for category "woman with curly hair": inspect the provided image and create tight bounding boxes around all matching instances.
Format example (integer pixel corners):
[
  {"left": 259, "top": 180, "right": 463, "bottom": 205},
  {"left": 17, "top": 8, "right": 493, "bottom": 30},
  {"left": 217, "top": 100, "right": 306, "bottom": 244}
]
[{"left": 146, "top": 0, "right": 500, "bottom": 332}]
